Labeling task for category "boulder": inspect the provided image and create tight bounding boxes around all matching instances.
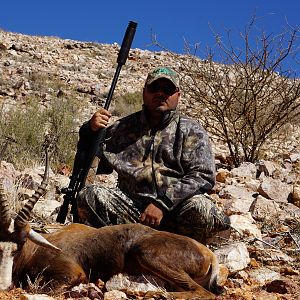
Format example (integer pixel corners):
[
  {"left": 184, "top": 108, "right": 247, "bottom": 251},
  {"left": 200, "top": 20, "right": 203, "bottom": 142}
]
[
  {"left": 219, "top": 185, "right": 256, "bottom": 214},
  {"left": 230, "top": 162, "right": 257, "bottom": 179},
  {"left": 258, "top": 177, "right": 291, "bottom": 202},
  {"left": 214, "top": 242, "right": 250, "bottom": 273},
  {"left": 230, "top": 213, "right": 262, "bottom": 239},
  {"left": 249, "top": 195, "right": 281, "bottom": 221},
  {"left": 248, "top": 267, "right": 281, "bottom": 284}
]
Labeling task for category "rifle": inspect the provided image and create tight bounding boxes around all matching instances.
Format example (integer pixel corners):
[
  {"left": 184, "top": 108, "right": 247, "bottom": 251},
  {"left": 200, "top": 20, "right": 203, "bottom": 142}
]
[{"left": 56, "top": 21, "right": 138, "bottom": 224}]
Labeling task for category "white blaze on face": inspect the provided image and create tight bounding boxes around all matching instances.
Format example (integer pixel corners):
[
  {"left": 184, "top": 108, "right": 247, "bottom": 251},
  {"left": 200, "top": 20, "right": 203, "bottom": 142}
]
[{"left": 0, "top": 242, "right": 17, "bottom": 290}]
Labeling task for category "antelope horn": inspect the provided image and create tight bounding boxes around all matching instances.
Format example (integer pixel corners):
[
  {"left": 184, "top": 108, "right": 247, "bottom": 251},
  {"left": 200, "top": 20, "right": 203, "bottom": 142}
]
[
  {"left": 15, "top": 141, "right": 50, "bottom": 225},
  {"left": 0, "top": 180, "right": 12, "bottom": 230},
  {"left": 28, "top": 229, "right": 61, "bottom": 251}
]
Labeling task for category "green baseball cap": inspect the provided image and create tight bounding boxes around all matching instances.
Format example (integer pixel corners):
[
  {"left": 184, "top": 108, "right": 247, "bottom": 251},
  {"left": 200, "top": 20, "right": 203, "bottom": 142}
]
[{"left": 145, "top": 67, "right": 180, "bottom": 88}]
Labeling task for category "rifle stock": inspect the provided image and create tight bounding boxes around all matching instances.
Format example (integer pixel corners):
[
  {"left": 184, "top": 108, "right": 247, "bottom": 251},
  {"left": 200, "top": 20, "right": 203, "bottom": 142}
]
[{"left": 56, "top": 21, "right": 137, "bottom": 224}]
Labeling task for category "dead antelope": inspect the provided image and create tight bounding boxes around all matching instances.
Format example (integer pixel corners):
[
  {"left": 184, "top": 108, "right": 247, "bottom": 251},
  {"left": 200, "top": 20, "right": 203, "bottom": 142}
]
[
  {"left": 0, "top": 150, "right": 224, "bottom": 300},
  {"left": 12, "top": 223, "right": 224, "bottom": 299},
  {"left": 8, "top": 224, "right": 225, "bottom": 299}
]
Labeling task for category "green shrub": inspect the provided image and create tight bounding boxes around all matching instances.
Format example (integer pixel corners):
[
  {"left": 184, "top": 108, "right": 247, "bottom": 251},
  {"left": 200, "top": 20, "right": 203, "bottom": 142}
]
[
  {"left": 0, "top": 98, "right": 47, "bottom": 168},
  {"left": 46, "top": 96, "right": 80, "bottom": 168},
  {"left": 0, "top": 96, "right": 81, "bottom": 170}
]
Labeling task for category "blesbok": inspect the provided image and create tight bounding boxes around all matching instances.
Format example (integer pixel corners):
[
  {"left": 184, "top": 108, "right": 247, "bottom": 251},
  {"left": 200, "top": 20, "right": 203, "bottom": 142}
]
[{"left": 0, "top": 149, "right": 224, "bottom": 300}]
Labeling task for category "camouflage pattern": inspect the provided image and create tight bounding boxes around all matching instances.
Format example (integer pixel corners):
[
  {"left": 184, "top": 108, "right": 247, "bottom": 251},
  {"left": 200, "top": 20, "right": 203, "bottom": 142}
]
[
  {"left": 145, "top": 67, "right": 180, "bottom": 88},
  {"left": 77, "top": 106, "right": 230, "bottom": 241},
  {"left": 77, "top": 185, "right": 230, "bottom": 243}
]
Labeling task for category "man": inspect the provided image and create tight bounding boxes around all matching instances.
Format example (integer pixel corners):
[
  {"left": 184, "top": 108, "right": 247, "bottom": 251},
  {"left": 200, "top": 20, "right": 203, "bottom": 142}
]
[{"left": 76, "top": 66, "right": 230, "bottom": 243}]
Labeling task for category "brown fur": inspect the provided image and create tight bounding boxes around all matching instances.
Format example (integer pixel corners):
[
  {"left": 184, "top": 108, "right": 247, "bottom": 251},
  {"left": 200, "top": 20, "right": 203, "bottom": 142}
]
[{"left": 13, "top": 223, "right": 222, "bottom": 299}]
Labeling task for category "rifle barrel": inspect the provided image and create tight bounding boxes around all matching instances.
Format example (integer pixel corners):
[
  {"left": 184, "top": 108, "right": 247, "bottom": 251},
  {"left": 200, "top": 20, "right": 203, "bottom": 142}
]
[
  {"left": 56, "top": 21, "right": 138, "bottom": 224},
  {"left": 81, "top": 21, "right": 137, "bottom": 187}
]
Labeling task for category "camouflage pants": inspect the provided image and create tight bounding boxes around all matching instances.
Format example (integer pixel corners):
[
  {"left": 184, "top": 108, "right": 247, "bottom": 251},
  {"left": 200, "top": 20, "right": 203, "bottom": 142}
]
[{"left": 77, "top": 185, "right": 230, "bottom": 243}]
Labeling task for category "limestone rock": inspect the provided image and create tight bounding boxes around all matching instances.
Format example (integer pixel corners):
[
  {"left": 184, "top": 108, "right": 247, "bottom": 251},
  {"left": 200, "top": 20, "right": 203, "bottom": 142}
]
[
  {"left": 0, "top": 160, "right": 20, "bottom": 195},
  {"left": 252, "top": 249, "right": 294, "bottom": 263},
  {"left": 230, "top": 213, "right": 262, "bottom": 239},
  {"left": 277, "top": 203, "right": 300, "bottom": 224},
  {"left": 249, "top": 195, "right": 281, "bottom": 221},
  {"left": 219, "top": 185, "right": 256, "bottom": 214},
  {"left": 258, "top": 177, "right": 291, "bottom": 202},
  {"left": 257, "top": 160, "right": 277, "bottom": 177},
  {"left": 104, "top": 290, "right": 128, "bottom": 300},
  {"left": 66, "top": 282, "right": 104, "bottom": 299},
  {"left": 230, "top": 162, "right": 257, "bottom": 179},
  {"left": 105, "top": 273, "right": 167, "bottom": 295},
  {"left": 248, "top": 267, "right": 281, "bottom": 284},
  {"left": 214, "top": 242, "right": 250, "bottom": 273}
]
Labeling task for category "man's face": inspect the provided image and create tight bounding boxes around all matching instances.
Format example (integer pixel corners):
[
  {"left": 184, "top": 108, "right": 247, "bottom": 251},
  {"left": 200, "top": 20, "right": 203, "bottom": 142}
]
[{"left": 143, "top": 78, "right": 180, "bottom": 114}]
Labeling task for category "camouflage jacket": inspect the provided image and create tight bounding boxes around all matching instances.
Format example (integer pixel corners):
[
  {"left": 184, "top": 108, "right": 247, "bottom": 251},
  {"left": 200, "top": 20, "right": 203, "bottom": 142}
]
[{"left": 78, "top": 108, "right": 215, "bottom": 212}]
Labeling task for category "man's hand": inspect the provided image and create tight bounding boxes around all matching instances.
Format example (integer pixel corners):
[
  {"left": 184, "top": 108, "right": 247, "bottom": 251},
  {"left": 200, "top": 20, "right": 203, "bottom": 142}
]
[
  {"left": 90, "top": 108, "right": 112, "bottom": 131},
  {"left": 140, "top": 203, "right": 163, "bottom": 227}
]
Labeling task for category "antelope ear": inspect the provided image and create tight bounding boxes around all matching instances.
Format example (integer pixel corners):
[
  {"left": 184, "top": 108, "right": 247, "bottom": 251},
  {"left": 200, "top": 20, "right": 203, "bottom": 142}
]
[{"left": 28, "top": 229, "right": 61, "bottom": 252}]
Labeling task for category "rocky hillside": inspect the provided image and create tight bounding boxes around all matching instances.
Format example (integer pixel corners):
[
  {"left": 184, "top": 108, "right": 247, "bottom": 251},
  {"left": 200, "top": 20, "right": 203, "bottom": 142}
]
[
  {"left": 0, "top": 30, "right": 185, "bottom": 119},
  {"left": 0, "top": 30, "right": 300, "bottom": 299},
  {"left": 1, "top": 29, "right": 299, "bottom": 162}
]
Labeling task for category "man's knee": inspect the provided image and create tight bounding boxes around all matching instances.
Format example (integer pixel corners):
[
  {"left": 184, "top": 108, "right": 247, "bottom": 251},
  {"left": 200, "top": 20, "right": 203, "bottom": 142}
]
[
  {"left": 175, "top": 194, "right": 230, "bottom": 239},
  {"left": 77, "top": 185, "right": 113, "bottom": 226},
  {"left": 77, "top": 185, "right": 111, "bottom": 206}
]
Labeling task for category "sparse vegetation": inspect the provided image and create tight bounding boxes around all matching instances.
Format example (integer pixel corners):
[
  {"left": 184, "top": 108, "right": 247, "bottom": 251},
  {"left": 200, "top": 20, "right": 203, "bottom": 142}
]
[
  {"left": 178, "top": 16, "right": 300, "bottom": 167},
  {"left": 113, "top": 90, "right": 143, "bottom": 116},
  {"left": 0, "top": 96, "right": 81, "bottom": 170},
  {"left": 28, "top": 71, "right": 68, "bottom": 94},
  {"left": 0, "top": 98, "right": 47, "bottom": 168},
  {"left": 46, "top": 96, "right": 81, "bottom": 167}
]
